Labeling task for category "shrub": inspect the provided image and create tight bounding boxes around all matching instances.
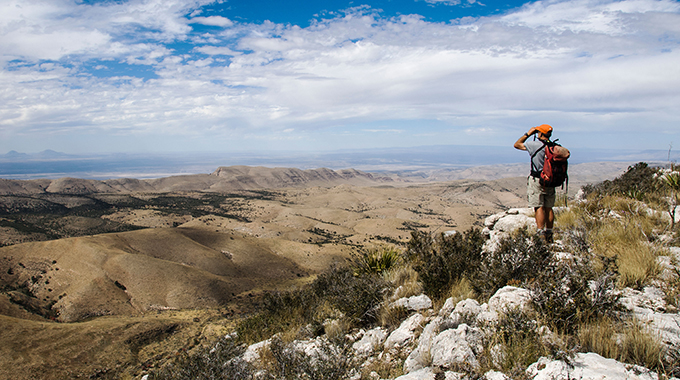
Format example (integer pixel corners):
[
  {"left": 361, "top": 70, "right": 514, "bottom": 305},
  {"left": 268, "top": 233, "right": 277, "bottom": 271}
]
[
  {"left": 265, "top": 335, "right": 357, "bottom": 380},
  {"left": 352, "top": 245, "right": 402, "bottom": 276},
  {"left": 471, "top": 228, "right": 551, "bottom": 298},
  {"left": 406, "top": 228, "right": 484, "bottom": 300},
  {"left": 582, "top": 162, "right": 658, "bottom": 201},
  {"left": 236, "top": 266, "right": 390, "bottom": 345},
  {"left": 479, "top": 308, "right": 555, "bottom": 376},
  {"left": 151, "top": 336, "right": 253, "bottom": 380},
  {"left": 530, "top": 250, "right": 621, "bottom": 335}
]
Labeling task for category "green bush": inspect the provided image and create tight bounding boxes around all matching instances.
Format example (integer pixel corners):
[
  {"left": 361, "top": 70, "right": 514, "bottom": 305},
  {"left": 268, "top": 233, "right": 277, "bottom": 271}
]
[
  {"left": 471, "top": 228, "right": 551, "bottom": 298},
  {"left": 530, "top": 251, "right": 621, "bottom": 335},
  {"left": 309, "top": 266, "right": 389, "bottom": 327},
  {"left": 236, "top": 266, "right": 389, "bottom": 344},
  {"left": 582, "top": 162, "right": 658, "bottom": 201},
  {"left": 406, "top": 228, "right": 484, "bottom": 300}
]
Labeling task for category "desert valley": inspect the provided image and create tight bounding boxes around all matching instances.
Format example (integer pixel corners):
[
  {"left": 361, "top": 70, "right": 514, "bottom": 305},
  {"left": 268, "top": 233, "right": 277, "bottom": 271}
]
[{"left": 0, "top": 163, "right": 635, "bottom": 379}]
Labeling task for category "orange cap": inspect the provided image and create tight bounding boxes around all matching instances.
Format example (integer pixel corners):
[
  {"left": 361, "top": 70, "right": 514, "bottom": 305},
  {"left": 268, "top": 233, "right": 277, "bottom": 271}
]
[{"left": 536, "top": 124, "right": 553, "bottom": 134}]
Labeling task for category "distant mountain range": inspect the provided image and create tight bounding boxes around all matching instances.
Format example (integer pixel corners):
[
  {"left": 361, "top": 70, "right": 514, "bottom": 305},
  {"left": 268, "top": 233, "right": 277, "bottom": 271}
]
[{"left": 0, "top": 146, "right": 676, "bottom": 180}]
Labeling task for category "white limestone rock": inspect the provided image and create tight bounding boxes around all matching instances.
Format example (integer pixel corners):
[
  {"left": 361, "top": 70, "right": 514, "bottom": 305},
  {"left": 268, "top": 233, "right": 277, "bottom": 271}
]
[
  {"left": 395, "top": 367, "right": 435, "bottom": 380},
  {"left": 430, "top": 324, "right": 483, "bottom": 369},
  {"left": 242, "top": 339, "right": 270, "bottom": 363},
  {"left": 483, "top": 212, "right": 537, "bottom": 252},
  {"left": 487, "top": 286, "right": 532, "bottom": 314},
  {"left": 485, "top": 370, "right": 509, "bottom": 380},
  {"left": 620, "top": 286, "right": 667, "bottom": 313},
  {"left": 526, "top": 352, "right": 666, "bottom": 380},
  {"left": 404, "top": 316, "right": 444, "bottom": 373},
  {"left": 391, "top": 294, "right": 433, "bottom": 312},
  {"left": 484, "top": 212, "right": 506, "bottom": 229},
  {"left": 352, "top": 327, "right": 388, "bottom": 355},
  {"left": 439, "top": 297, "right": 457, "bottom": 317},
  {"left": 385, "top": 313, "right": 425, "bottom": 350},
  {"left": 395, "top": 368, "right": 466, "bottom": 380},
  {"left": 619, "top": 285, "right": 680, "bottom": 349},
  {"left": 451, "top": 298, "right": 483, "bottom": 325}
]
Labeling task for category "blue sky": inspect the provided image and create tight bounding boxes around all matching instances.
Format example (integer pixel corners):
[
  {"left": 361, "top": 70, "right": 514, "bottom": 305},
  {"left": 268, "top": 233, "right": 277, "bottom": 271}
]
[{"left": 1, "top": 0, "right": 679, "bottom": 156}]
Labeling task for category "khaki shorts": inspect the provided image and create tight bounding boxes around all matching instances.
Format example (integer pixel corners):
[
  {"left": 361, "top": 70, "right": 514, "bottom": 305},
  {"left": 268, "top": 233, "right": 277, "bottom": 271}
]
[{"left": 527, "top": 176, "right": 556, "bottom": 208}]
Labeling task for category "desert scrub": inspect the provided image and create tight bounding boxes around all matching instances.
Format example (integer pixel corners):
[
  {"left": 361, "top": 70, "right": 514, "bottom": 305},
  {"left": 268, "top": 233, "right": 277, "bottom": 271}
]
[
  {"left": 471, "top": 228, "right": 551, "bottom": 299},
  {"left": 382, "top": 264, "right": 422, "bottom": 300},
  {"left": 478, "top": 308, "right": 558, "bottom": 377},
  {"left": 263, "top": 335, "right": 358, "bottom": 380},
  {"left": 530, "top": 248, "right": 621, "bottom": 335},
  {"left": 406, "top": 228, "right": 484, "bottom": 301},
  {"left": 582, "top": 162, "right": 659, "bottom": 202},
  {"left": 237, "top": 266, "right": 389, "bottom": 345},
  {"left": 150, "top": 335, "right": 254, "bottom": 380},
  {"left": 560, "top": 192, "right": 667, "bottom": 289}
]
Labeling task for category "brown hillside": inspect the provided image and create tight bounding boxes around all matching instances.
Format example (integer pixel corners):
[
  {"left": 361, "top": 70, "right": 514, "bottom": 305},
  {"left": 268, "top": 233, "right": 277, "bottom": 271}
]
[{"left": 0, "top": 228, "right": 306, "bottom": 322}]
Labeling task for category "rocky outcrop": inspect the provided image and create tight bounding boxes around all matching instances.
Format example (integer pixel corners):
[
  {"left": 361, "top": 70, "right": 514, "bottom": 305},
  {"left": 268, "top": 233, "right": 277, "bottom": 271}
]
[
  {"left": 216, "top": 206, "right": 680, "bottom": 380},
  {"left": 232, "top": 284, "right": 678, "bottom": 380}
]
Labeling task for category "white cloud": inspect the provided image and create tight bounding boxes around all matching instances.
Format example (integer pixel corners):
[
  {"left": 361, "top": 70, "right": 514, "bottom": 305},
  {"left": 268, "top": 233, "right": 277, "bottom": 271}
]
[
  {"left": 0, "top": 0, "right": 679, "bottom": 153},
  {"left": 190, "top": 15, "right": 233, "bottom": 27},
  {"left": 423, "top": 0, "right": 462, "bottom": 5},
  {"left": 194, "top": 45, "right": 241, "bottom": 56}
]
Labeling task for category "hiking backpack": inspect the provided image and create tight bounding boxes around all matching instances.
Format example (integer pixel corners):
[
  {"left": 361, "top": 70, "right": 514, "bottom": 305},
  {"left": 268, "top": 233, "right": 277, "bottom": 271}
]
[{"left": 531, "top": 140, "right": 569, "bottom": 188}]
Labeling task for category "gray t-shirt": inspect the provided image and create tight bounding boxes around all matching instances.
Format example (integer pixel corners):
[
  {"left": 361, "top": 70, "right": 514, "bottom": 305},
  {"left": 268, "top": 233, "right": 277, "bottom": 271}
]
[{"left": 525, "top": 140, "right": 546, "bottom": 174}]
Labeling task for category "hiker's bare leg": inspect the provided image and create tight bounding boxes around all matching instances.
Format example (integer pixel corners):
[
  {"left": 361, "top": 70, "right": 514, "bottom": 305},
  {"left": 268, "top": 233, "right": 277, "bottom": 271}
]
[{"left": 534, "top": 207, "right": 553, "bottom": 230}]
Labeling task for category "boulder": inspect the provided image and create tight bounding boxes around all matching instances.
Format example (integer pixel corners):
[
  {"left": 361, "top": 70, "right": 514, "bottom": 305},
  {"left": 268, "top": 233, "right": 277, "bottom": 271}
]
[
  {"left": 451, "top": 298, "right": 483, "bottom": 324},
  {"left": 487, "top": 286, "right": 532, "bottom": 314},
  {"left": 352, "top": 327, "right": 388, "bottom": 355},
  {"left": 242, "top": 339, "right": 270, "bottom": 363},
  {"left": 404, "top": 316, "right": 444, "bottom": 373},
  {"left": 430, "top": 324, "right": 483, "bottom": 369},
  {"left": 385, "top": 313, "right": 425, "bottom": 350},
  {"left": 391, "top": 294, "right": 433, "bottom": 312}
]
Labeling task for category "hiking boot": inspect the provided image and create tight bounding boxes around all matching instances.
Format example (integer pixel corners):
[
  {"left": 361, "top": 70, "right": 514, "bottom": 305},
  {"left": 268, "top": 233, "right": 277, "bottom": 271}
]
[{"left": 544, "top": 229, "right": 554, "bottom": 244}]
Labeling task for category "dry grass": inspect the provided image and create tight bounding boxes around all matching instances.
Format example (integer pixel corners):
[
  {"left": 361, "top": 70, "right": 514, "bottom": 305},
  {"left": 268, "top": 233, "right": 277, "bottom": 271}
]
[
  {"left": 379, "top": 264, "right": 421, "bottom": 328},
  {"left": 444, "top": 277, "right": 476, "bottom": 306},
  {"left": 578, "top": 317, "right": 667, "bottom": 372},
  {"left": 383, "top": 264, "right": 422, "bottom": 300},
  {"left": 557, "top": 199, "right": 665, "bottom": 290},
  {"left": 0, "top": 308, "right": 236, "bottom": 380},
  {"left": 589, "top": 219, "right": 662, "bottom": 289},
  {"left": 359, "top": 357, "right": 405, "bottom": 379}
]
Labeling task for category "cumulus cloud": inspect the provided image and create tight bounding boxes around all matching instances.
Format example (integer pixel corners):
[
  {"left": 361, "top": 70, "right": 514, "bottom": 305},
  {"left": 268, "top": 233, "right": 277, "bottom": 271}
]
[
  {"left": 0, "top": 0, "right": 679, "bottom": 153},
  {"left": 190, "top": 15, "right": 233, "bottom": 27}
]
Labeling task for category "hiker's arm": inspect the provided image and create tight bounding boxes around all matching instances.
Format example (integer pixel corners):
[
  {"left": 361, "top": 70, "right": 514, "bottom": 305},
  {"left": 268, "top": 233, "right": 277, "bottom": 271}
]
[{"left": 514, "top": 127, "right": 537, "bottom": 150}]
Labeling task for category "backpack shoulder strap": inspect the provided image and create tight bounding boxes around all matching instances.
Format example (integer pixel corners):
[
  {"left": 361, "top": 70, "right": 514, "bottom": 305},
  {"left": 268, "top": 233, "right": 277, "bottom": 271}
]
[{"left": 530, "top": 141, "right": 547, "bottom": 175}]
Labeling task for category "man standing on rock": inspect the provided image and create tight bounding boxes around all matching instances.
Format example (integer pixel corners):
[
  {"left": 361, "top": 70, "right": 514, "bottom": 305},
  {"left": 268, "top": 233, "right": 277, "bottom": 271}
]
[{"left": 514, "top": 124, "right": 556, "bottom": 242}]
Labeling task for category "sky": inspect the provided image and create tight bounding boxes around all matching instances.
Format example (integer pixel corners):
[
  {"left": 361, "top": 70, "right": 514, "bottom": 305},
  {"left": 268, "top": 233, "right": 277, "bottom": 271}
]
[{"left": 1, "top": 0, "right": 679, "bottom": 156}]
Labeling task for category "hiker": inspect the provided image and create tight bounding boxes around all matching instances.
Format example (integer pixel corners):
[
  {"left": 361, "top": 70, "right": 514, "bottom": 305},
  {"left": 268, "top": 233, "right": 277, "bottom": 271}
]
[{"left": 514, "top": 124, "right": 563, "bottom": 242}]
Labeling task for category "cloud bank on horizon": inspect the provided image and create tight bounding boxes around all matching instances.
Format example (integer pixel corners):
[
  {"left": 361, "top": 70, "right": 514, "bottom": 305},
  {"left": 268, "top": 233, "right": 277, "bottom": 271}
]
[{"left": 0, "top": 0, "right": 678, "bottom": 155}]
